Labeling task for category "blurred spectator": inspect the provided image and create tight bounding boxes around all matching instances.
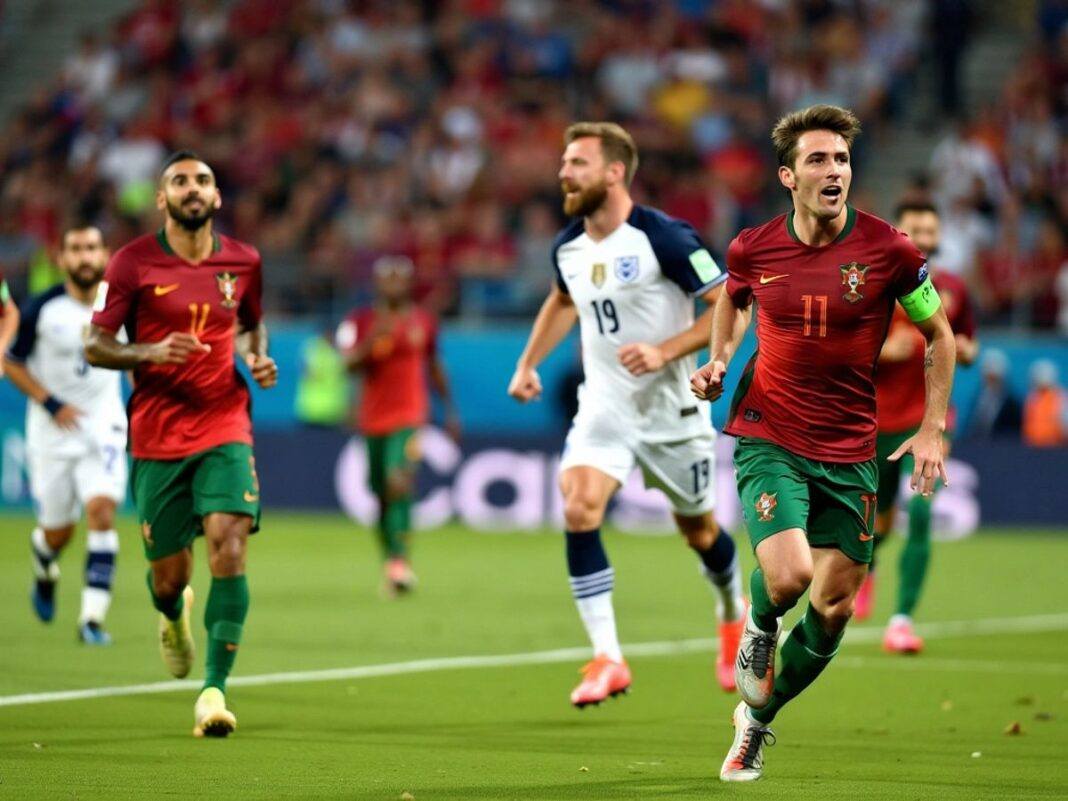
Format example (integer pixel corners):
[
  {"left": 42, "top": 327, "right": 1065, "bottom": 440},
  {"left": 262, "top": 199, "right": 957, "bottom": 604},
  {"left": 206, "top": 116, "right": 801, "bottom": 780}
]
[
  {"left": 968, "top": 349, "right": 1023, "bottom": 439},
  {"left": 1022, "top": 358, "right": 1068, "bottom": 447}
]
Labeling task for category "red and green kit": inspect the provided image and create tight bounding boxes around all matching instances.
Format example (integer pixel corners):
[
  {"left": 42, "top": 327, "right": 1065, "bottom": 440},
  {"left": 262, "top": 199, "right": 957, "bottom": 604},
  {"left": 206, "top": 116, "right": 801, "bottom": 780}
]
[
  {"left": 92, "top": 230, "right": 264, "bottom": 559},
  {"left": 724, "top": 206, "right": 942, "bottom": 560}
]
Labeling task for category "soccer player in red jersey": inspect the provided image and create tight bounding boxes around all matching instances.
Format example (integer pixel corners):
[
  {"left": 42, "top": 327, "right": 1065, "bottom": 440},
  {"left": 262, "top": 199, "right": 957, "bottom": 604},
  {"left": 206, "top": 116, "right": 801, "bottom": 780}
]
[
  {"left": 690, "top": 106, "right": 957, "bottom": 781},
  {"left": 854, "top": 202, "right": 978, "bottom": 653},
  {"left": 336, "top": 255, "right": 459, "bottom": 595},
  {"left": 85, "top": 151, "right": 278, "bottom": 738}
]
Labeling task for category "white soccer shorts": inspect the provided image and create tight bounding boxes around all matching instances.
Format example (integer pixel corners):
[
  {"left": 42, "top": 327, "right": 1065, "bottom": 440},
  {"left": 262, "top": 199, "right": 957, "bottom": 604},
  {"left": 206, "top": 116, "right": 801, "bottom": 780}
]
[
  {"left": 559, "top": 410, "right": 717, "bottom": 516},
  {"left": 29, "top": 444, "right": 127, "bottom": 529}
]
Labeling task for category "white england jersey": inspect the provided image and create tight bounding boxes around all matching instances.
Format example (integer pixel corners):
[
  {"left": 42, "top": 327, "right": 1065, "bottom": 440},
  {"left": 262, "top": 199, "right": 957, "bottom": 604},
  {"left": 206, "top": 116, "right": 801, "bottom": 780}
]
[
  {"left": 7, "top": 284, "right": 127, "bottom": 458},
  {"left": 553, "top": 204, "right": 725, "bottom": 443}
]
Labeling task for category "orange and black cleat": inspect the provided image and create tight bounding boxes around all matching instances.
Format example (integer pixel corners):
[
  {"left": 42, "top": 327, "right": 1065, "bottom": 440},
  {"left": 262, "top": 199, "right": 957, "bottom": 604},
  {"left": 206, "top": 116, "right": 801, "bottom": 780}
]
[{"left": 716, "top": 602, "right": 747, "bottom": 692}]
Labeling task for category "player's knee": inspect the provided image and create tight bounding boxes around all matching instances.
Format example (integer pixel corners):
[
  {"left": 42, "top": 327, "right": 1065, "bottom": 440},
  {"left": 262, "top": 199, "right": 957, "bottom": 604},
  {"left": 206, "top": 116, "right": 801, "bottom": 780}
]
[
  {"left": 563, "top": 489, "right": 605, "bottom": 531},
  {"left": 767, "top": 568, "right": 812, "bottom": 606},
  {"left": 152, "top": 574, "right": 185, "bottom": 603},
  {"left": 682, "top": 524, "right": 716, "bottom": 551},
  {"left": 385, "top": 470, "right": 414, "bottom": 501},
  {"left": 85, "top": 498, "right": 116, "bottom": 531}
]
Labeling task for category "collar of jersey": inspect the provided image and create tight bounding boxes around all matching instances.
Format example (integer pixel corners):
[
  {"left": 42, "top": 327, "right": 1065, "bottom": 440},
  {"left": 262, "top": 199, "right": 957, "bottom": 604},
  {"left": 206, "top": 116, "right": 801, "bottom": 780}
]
[
  {"left": 785, "top": 204, "right": 855, "bottom": 247},
  {"left": 155, "top": 228, "right": 222, "bottom": 258}
]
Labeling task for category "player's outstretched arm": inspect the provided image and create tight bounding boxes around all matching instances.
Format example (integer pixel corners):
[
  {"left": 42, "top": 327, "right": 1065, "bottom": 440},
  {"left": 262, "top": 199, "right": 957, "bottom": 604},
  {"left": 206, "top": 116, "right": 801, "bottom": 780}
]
[
  {"left": 508, "top": 286, "right": 577, "bottom": 403},
  {"left": 888, "top": 306, "right": 956, "bottom": 496},
  {"left": 690, "top": 288, "right": 751, "bottom": 402},
  {"left": 85, "top": 324, "right": 210, "bottom": 370},
  {"left": 237, "top": 321, "right": 278, "bottom": 389}
]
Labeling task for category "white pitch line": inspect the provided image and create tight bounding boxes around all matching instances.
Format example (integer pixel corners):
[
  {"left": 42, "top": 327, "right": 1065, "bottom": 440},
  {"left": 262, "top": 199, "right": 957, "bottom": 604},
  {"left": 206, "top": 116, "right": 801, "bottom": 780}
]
[{"left": 0, "top": 612, "right": 1065, "bottom": 709}]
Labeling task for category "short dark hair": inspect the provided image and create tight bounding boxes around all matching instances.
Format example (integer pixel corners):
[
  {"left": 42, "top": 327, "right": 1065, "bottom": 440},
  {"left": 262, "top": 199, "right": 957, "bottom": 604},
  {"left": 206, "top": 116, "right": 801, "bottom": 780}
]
[
  {"left": 771, "top": 105, "right": 862, "bottom": 170},
  {"left": 894, "top": 200, "right": 939, "bottom": 222},
  {"left": 60, "top": 222, "right": 102, "bottom": 249},
  {"left": 564, "top": 122, "right": 639, "bottom": 185},
  {"left": 160, "top": 150, "right": 209, "bottom": 179}
]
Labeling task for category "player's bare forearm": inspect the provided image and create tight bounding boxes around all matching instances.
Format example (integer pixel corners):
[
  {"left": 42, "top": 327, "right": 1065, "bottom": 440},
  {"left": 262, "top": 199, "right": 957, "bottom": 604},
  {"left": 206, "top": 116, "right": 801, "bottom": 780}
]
[
  {"left": 1, "top": 358, "right": 48, "bottom": 403},
  {"left": 917, "top": 308, "right": 956, "bottom": 434},
  {"left": 85, "top": 325, "right": 161, "bottom": 369},
  {"left": 516, "top": 287, "right": 577, "bottom": 370},
  {"left": 237, "top": 321, "right": 269, "bottom": 359},
  {"left": 657, "top": 284, "right": 722, "bottom": 363},
  {"left": 0, "top": 302, "right": 18, "bottom": 356},
  {"left": 709, "top": 289, "right": 750, "bottom": 365}
]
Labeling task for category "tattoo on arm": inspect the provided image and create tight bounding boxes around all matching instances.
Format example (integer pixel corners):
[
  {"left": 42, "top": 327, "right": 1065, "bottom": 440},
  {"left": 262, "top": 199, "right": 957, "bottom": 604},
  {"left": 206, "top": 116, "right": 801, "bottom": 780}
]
[{"left": 924, "top": 345, "right": 934, "bottom": 370}]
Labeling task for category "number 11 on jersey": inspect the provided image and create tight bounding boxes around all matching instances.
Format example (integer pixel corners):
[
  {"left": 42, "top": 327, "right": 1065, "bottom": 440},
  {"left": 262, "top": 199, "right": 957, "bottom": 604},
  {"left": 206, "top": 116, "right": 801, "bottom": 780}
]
[{"left": 189, "top": 302, "right": 209, "bottom": 336}]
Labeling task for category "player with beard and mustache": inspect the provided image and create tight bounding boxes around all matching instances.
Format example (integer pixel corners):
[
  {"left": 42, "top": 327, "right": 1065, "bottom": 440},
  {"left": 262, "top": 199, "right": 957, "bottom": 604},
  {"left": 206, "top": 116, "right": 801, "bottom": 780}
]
[
  {"left": 4, "top": 225, "right": 126, "bottom": 645},
  {"left": 509, "top": 122, "right": 748, "bottom": 710},
  {"left": 85, "top": 151, "right": 278, "bottom": 738}
]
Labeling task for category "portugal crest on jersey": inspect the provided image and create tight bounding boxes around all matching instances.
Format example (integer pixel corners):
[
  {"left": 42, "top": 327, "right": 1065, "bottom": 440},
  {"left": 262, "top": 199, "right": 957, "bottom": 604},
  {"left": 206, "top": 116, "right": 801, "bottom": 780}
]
[
  {"left": 591, "top": 262, "right": 606, "bottom": 288},
  {"left": 840, "top": 262, "right": 869, "bottom": 304},
  {"left": 754, "top": 491, "right": 778, "bottom": 522},
  {"left": 215, "top": 272, "right": 238, "bottom": 308},
  {"left": 614, "top": 255, "right": 639, "bottom": 283}
]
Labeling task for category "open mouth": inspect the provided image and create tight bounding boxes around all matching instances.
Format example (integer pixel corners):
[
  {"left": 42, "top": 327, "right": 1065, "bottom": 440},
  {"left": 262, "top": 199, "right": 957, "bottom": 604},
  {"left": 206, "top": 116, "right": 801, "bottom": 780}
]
[{"left": 821, "top": 186, "right": 842, "bottom": 200}]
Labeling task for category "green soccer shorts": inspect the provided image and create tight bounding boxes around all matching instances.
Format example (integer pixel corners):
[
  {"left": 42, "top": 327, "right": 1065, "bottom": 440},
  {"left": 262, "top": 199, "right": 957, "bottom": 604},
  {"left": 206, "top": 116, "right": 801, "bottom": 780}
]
[
  {"left": 735, "top": 437, "right": 878, "bottom": 564},
  {"left": 366, "top": 427, "right": 419, "bottom": 496},
  {"left": 132, "top": 442, "right": 261, "bottom": 561}
]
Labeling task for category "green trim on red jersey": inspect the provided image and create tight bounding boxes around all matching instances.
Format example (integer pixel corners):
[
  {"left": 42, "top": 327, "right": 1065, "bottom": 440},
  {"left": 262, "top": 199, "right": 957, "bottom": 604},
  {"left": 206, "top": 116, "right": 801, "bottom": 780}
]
[
  {"left": 155, "top": 228, "right": 223, "bottom": 257},
  {"left": 728, "top": 349, "right": 759, "bottom": 426},
  {"left": 785, "top": 204, "right": 856, "bottom": 246}
]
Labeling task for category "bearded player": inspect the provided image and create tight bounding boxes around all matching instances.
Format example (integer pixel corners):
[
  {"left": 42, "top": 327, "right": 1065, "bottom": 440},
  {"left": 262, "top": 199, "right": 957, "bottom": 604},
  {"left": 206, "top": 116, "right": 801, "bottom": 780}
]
[
  {"left": 4, "top": 225, "right": 125, "bottom": 644},
  {"left": 508, "top": 122, "right": 747, "bottom": 708},
  {"left": 855, "top": 201, "right": 978, "bottom": 653},
  {"left": 690, "top": 105, "right": 955, "bottom": 781},
  {"left": 86, "top": 151, "right": 278, "bottom": 738}
]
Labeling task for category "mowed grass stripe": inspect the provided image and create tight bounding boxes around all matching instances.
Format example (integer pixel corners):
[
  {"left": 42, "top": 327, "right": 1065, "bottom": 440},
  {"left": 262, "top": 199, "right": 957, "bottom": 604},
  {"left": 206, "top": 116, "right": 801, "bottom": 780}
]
[{"left": 1, "top": 611, "right": 1065, "bottom": 708}]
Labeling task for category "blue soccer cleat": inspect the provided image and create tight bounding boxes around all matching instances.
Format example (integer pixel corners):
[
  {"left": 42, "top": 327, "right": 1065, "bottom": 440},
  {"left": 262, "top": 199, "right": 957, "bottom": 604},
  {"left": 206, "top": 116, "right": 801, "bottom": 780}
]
[
  {"left": 31, "top": 580, "right": 56, "bottom": 622},
  {"left": 78, "top": 621, "right": 113, "bottom": 646}
]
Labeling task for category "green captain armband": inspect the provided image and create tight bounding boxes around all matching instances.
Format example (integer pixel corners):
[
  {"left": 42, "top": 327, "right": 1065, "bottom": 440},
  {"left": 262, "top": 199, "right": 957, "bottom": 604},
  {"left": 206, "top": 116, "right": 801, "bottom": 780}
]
[
  {"left": 899, "top": 276, "right": 941, "bottom": 323},
  {"left": 0, "top": 279, "right": 9, "bottom": 304}
]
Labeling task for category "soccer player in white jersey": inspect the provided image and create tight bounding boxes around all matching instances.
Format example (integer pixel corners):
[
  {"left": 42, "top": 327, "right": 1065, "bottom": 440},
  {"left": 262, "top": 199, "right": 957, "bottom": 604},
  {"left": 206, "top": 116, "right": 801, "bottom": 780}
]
[
  {"left": 3, "top": 225, "right": 127, "bottom": 645},
  {"left": 508, "top": 122, "right": 747, "bottom": 707}
]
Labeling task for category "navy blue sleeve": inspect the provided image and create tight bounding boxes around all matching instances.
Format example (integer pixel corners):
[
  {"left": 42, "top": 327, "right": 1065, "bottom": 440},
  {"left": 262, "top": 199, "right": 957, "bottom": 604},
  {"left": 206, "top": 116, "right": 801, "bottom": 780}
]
[
  {"left": 5, "top": 286, "right": 62, "bottom": 363},
  {"left": 633, "top": 206, "right": 725, "bottom": 295},
  {"left": 551, "top": 220, "right": 584, "bottom": 294}
]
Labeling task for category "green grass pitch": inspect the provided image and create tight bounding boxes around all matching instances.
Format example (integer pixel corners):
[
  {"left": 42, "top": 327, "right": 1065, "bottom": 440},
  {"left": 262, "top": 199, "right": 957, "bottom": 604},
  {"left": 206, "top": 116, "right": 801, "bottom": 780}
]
[{"left": 0, "top": 512, "right": 1066, "bottom": 800}]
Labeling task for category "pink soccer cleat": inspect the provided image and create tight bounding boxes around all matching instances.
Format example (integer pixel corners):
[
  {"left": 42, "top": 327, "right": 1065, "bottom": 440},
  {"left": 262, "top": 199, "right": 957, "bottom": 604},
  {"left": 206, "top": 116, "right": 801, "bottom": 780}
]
[
  {"left": 570, "top": 655, "right": 632, "bottom": 708},
  {"left": 883, "top": 618, "right": 924, "bottom": 654}
]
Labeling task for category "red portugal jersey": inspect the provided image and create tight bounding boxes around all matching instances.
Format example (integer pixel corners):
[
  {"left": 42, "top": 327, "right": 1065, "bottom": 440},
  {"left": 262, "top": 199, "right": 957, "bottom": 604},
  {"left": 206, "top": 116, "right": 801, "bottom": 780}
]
[
  {"left": 875, "top": 271, "right": 977, "bottom": 434},
  {"left": 724, "top": 206, "right": 931, "bottom": 462},
  {"left": 91, "top": 230, "right": 263, "bottom": 459},
  {"left": 336, "top": 305, "right": 437, "bottom": 436}
]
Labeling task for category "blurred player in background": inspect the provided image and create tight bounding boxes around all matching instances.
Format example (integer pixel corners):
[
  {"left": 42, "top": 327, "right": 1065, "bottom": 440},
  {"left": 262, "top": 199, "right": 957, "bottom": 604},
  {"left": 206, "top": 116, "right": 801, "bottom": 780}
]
[
  {"left": 336, "top": 255, "right": 460, "bottom": 596},
  {"left": 691, "top": 105, "right": 956, "bottom": 781},
  {"left": 3, "top": 224, "right": 124, "bottom": 645},
  {"left": 85, "top": 151, "right": 278, "bottom": 738},
  {"left": 509, "top": 122, "right": 747, "bottom": 709},
  {"left": 856, "top": 201, "right": 979, "bottom": 653}
]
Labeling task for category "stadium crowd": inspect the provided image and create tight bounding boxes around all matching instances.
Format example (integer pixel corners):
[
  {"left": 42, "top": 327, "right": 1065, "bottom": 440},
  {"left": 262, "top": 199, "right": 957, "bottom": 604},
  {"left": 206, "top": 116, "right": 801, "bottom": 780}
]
[{"left": 0, "top": 0, "right": 1062, "bottom": 330}]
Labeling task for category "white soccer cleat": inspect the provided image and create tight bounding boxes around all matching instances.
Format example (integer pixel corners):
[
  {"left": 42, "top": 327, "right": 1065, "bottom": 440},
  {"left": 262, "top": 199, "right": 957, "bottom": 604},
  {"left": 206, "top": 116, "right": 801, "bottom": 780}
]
[
  {"left": 735, "top": 608, "right": 780, "bottom": 709},
  {"left": 159, "top": 586, "right": 195, "bottom": 679},
  {"left": 193, "top": 687, "right": 237, "bottom": 738},
  {"left": 720, "top": 701, "right": 776, "bottom": 782}
]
